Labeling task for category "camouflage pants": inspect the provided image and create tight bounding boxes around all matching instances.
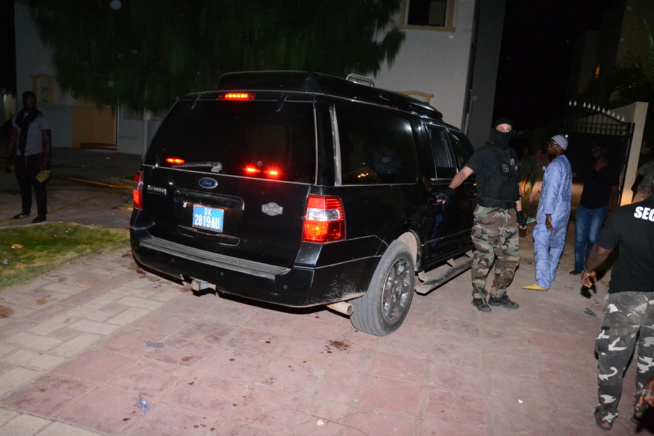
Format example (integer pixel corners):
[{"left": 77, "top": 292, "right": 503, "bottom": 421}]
[
  {"left": 595, "top": 292, "right": 654, "bottom": 423},
  {"left": 470, "top": 205, "right": 520, "bottom": 299}
]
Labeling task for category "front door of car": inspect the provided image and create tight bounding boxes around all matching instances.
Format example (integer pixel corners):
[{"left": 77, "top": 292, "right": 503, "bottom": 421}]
[{"left": 422, "top": 125, "right": 475, "bottom": 266}]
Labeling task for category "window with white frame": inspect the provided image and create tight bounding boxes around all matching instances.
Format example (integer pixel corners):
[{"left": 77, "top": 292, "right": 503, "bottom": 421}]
[{"left": 400, "top": 0, "right": 454, "bottom": 30}]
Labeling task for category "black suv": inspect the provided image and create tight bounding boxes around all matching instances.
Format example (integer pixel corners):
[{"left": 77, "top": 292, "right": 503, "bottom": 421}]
[{"left": 130, "top": 71, "right": 476, "bottom": 336}]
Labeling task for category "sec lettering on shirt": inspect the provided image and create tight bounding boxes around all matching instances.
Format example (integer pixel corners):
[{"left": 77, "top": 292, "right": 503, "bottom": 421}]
[{"left": 634, "top": 206, "right": 654, "bottom": 221}]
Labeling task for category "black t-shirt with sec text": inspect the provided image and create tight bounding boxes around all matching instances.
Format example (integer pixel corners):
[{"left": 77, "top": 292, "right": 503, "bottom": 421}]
[{"left": 596, "top": 196, "right": 654, "bottom": 293}]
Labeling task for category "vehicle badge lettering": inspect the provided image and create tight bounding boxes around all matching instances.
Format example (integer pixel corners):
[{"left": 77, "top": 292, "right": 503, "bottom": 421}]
[
  {"left": 211, "top": 163, "right": 223, "bottom": 173},
  {"left": 198, "top": 177, "right": 218, "bottom": 189},
  {"left": 262, "top": 202, "right": 283, "bottom": 216},
  {"left": 146, "top": 185, "right": 167, "bottom": 195}
]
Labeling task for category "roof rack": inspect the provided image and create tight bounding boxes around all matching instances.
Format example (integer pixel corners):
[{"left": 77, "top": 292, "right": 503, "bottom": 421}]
[
  {"left": 346, "top": 74, "right": 375, "bottom": 87},
  {"left": 212, "top": 71, "right": 443, "bottom": 120}
]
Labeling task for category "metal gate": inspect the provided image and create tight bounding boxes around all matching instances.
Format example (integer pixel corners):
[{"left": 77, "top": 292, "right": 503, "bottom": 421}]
[{"left": 564, "top": 101, "right": 635, "bottom": 205}]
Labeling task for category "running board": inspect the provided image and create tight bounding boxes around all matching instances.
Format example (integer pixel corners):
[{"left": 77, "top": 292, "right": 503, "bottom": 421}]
[{"left": 415, "top": 251, "right": 473, "bottom": 295}]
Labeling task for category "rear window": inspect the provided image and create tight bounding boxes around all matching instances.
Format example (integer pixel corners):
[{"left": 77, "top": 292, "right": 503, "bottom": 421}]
[
  {"left": 336, "top": 103, "right": 418, "bottom": 185},
  {"left": 146, "top": 99, "right": 316, "bottom": 183}
]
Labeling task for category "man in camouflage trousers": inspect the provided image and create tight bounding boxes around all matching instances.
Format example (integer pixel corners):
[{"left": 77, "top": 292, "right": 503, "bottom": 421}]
[
  {"left": 469, "top": 206, "right": 522, "bottom": 303},
  {"left": 439, "top": 118, "right": 527, "bottom": 312},
  {"left": 582, "top": 179, "right": 654, "bottom": 431}
]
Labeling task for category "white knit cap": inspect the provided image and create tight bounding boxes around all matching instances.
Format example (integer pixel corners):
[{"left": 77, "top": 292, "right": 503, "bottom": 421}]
[{"left": 552, "top": 134, "right": 568, "bottom": 150}]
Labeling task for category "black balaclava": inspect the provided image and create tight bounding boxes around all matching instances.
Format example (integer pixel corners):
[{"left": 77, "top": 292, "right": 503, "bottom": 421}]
[{"left": 491, "top": 117, "right": 513, "bottom": 150}]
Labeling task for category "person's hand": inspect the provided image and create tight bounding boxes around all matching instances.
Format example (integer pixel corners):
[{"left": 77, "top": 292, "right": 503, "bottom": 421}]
[
  {"left": 516, "top": 211, "right": 527, "bottom": 229},
  {"left": 434, "top": 188, "right": 455, "bottom": 204},
  {"left": 637, "top": 378, "right": 654, "bottom": 408},
  {"left": 40, "top": 160, "right": 49, "bottom": 171},
  {"left": 545, "top": 214, "right": 553, "bottom": 231},
  {"left": 581, "top": 270, "right": 596, "bottom": 288}
]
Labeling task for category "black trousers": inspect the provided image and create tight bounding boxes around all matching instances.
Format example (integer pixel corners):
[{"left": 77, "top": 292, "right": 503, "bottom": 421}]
[{"left": 14, "top": 154, "right": 47, "bottom": 217}]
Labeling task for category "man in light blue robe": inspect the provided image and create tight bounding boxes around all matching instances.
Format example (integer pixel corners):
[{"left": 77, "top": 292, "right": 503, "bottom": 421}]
[{"left": 523, "top": 134, "right": 572, "bottom": 291}]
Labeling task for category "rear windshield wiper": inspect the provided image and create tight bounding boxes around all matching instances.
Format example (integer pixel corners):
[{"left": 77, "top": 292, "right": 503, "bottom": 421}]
[{"left": 169, "top": 161, "right": 223, "bottom": 172}]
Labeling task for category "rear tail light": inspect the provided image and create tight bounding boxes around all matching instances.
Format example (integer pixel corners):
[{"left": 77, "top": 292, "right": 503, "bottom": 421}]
[
  {"left": 302, "top": 195, "right": 345, "bottom": 242},
  {"left": 133, "top": 171, "right": 143, "bottom": 209}
]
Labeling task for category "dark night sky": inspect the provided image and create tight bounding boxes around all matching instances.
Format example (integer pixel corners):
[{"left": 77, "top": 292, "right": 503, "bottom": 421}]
[
  {"left": 494, "top": 0, "right": 620, "bottom": 130},
  {"left": 1, "top": 0, "right": 620, "bottom": 130}
]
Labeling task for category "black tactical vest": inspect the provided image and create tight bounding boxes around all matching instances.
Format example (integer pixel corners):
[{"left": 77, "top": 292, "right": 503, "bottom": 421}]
[{"left": 476, "top": 144, "right": 521, "bottom": 209}]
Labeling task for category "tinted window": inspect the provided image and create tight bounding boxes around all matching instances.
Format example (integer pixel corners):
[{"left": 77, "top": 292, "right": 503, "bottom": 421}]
[
  {"left": 427, "top": 126, "right": 456, "bottom": 179},
  {"left": 337, "top": 103, "right": 418, "bottom": 185},
  {"left": 449, "top": 131, "right": 473, "bottom": 169},
  {"left": 146, "top": 99, "right": 316, "bottom": 183}
]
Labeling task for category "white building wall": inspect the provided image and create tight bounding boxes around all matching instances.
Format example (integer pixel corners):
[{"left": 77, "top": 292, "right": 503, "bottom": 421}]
[
  {"left": 15, "top": 1, "right": 74, "bottom": 149},
  {"left": 374, "top": 0, "right": 476, "bottom": 129}
]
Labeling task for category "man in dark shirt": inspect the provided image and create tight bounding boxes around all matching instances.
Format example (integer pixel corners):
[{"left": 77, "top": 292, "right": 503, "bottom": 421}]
[
  {"left": 581, "top": 180, "right": 654, "bottom": 430},
  {"left": 441, "top": 118, "right": 527, "bottom": 312},
  {"left": 570, "top": 143, "right": 619, "bottom": 275}
]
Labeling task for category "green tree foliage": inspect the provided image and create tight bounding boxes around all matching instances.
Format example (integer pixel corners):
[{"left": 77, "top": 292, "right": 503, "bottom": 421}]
[
  {"left": 29, "top": 0, "right": 405, "bottom": 112},
  {"left": 577, "top": 22, "right": 654, "bottom": 156}
]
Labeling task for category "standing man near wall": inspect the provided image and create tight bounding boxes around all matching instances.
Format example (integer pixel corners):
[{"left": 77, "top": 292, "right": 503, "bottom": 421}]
[
  {"left": 569, "top": 143, "right": 619, "bottom": 276},
  {"left": 4, "top": 91, "right": 51, "bottom": 223},
  {"left": 581, "top": 179, "right": 654, "bottom": 430}
]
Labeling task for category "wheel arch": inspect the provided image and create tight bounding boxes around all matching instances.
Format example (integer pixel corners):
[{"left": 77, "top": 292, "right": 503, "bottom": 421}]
[{"left": 396, "top": 231, "right": 418, "bottom": 264}]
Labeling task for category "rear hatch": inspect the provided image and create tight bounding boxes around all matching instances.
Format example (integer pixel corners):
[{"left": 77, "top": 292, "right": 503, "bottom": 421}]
[{"left": 140, "top": 92, "right": 318, "bottom": 267}]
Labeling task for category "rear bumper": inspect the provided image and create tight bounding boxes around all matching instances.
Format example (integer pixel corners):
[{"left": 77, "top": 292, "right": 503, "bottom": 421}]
[{"left": 129, "top": 226, "right": 380, "bottom": 308}]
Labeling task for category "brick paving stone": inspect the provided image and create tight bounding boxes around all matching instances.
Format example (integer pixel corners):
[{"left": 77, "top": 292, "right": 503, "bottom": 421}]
[
  {"left": 122, "top": 402, "right": 221, "bottom": 436},
  {"left": 81, "top": 293, "right": 124, "bottom": 310},
  {"left": 367, "top": 351, "right": 427, "bottom": 383},
  {"left": 0, "top": 413, "right": 51, "bottom": 435},
  {"left": 6, "top": 332, "right": 61, "bottom": 351},
  {"left": 0, "top": 367, "right": 41, "bottom": 394},
  {"left": 2, "top": 349, "right": 65, "bottom": 372},
  {"left": 27, "top": 314, "right": 77, "bottom": 335},
  {"left": 2, "top": 290, "right": 71, "bottom": 310},
  {"left": 148, "top": 289, "right": 182, "bottom": 303},
  {"left": 68, "top": 319, "right": 121, "bottom": 335},
  {"left": 105, "top": 358, "right": 189, "bottom": 397},
  {"left": 106, "top": 307, "right": 151, "bottom": 326},
  {"left": 115, "top": 296, "right": 162, "bottom": 311},
  {"left": 37, "top": 421, "right": 103, "bottom": 436},
  {"left": 110, "top": 286, "right": 156, "bottom": 299},
  {"left": 57, "top": 385, "right": 144, "bottom": 435},
  {"left": 65, "top": 307, "right": 113, "bottom": 322},
  {"left": 40, "top": 282, "right": 88, "bottom": 296},
  {"left": 128, "top": 311, "right": 188, "bottom": 336},
  {"left": 0, "top": 344, "right": 16, "bottom": 359},
  {"left": 0, "top": 407, "right": 18, "bottom": 426},
  {"left": 345, "top": 407, "right": 418, "bottom": 436},
  {"left": 51, "top": 333, "right": 103, "bottom": 358},
  {"left": 358, "top": 376, "right": 423, "bottom": 415},
  {"left": 0, "top": 304, "right": 36, "bottom": 319},
  {"left": 52, "top": 349, "right": 135, "bottom": 383}
]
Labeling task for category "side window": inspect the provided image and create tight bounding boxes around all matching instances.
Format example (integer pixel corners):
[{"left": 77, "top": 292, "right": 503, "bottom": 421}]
[
  {"left": 400, "top": 0, "right": 455, "bottom": 30},
  {"left": 427, "top": 126, "right": 456, "bottom": 179},
  {"left": 336, "top": 103, "right": 418, "bottom": 185},
  {"left": 449, "top": 131, "right": 473, "bottom": 169}
]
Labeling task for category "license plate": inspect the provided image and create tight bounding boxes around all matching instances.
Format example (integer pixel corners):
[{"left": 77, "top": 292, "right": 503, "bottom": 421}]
[{"left": 192, "top": 205, "right": 224, "bottom": 232}]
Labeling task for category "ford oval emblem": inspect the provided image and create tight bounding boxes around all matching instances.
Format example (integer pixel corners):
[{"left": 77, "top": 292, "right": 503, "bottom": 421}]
[{"left": 198, "top": 177, "right": 218, "bottom": 189}]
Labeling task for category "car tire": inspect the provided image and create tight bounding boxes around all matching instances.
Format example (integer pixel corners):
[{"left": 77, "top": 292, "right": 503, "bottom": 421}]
[{"left": 351, "top": 240, "right": 415, "bottom": 336}]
